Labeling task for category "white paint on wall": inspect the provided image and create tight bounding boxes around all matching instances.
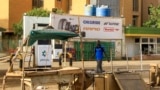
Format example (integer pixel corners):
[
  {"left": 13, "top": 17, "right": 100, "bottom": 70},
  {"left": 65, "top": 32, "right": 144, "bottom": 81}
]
[
  {"left": 125, "top": 37, "right": 135, "bottom": 57},
  {"left": 23, "top": 16, "right": 49, "bottom": 41},
  {"left": 115, "top": 40, "right": 122, "bottom": 59},
  {"left": 23, "top": 16, "right": 50, "bottom": 61}
]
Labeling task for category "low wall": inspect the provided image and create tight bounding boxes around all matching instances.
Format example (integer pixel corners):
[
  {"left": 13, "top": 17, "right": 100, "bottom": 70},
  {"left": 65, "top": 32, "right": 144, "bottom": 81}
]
[{"left": 133, "top": 54, "right": 160, "bottom": 60}]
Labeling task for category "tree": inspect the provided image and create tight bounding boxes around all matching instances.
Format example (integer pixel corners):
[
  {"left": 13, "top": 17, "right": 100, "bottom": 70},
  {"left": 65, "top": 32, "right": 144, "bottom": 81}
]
[
  {"left": 143, "top": 5, "right": 160, "bottom": 28},
  {"left": 13, "top": 8, "right": 64, "bottom": 39},
  {"left": 0, "top": 27, "right": 6, "bottom": 31},
  {"left": 13, "top": 20, "right": 23, "bottom": 39},
  {"left": 25, "top": 8, "right": 50, "bottom": 17},
  {"left": 13, "top": 8, "right": 51, "bottom": 39}
]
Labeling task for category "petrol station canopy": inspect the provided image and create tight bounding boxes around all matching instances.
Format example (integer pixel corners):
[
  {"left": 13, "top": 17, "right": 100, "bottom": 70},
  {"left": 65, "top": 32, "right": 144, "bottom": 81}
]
[{"left": 26, "top": 29, "right": 79, "bottom": 46}]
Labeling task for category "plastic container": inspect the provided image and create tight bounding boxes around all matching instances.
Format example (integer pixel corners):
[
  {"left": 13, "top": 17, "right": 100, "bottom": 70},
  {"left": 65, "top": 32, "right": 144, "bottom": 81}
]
[
  {"left": 84, "top": 4, "right": 96, "bottom": 16},
  {"left": 96, "top": 5, "right": 111, "bottom": 17}
]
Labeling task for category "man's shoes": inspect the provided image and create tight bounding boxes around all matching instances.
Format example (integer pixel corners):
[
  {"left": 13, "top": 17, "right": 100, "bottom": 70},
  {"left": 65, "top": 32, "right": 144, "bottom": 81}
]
[
  {"left": 95, "top": 70, "right": 102, "bottom": 73},
  {"left": 95, "top": 70, "right": 105, "bottom": 74}
]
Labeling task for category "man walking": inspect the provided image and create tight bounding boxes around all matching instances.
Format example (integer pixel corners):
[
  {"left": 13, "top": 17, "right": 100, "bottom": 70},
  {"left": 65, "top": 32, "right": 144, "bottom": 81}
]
[{"left": 93, "top": 40, "right": 109, "bottom": 73}]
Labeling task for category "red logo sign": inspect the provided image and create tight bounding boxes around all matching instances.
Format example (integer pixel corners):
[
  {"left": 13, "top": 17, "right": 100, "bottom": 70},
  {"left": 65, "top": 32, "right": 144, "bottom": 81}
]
[{"left": 103, "top": 27, "right": 119, "bottom": 32}]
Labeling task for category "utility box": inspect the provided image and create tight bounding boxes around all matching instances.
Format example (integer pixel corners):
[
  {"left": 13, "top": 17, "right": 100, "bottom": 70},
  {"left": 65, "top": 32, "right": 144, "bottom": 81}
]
[
  {"left": 35, "top": 40, "right": 52, "bottom": 67},
  {"left": 53, "top": 44, "right": 63, "bottom": 60}
]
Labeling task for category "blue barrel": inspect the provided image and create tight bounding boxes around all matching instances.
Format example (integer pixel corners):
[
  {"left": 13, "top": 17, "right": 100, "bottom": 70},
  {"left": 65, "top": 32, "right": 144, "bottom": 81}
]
[
  {"left": 96, "top": 5, "right": 111, "bottom": 17},
  {"left": 84, "top": 4, "right": 96, "bottom": 16}
]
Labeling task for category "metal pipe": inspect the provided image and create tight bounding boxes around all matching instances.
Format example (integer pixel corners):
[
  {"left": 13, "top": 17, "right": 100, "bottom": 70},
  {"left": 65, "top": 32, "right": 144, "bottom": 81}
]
[
  {"left": 126, "top": 47, "right": 129, "bottom": 71},
  {"left": 110, "top": 48, "right": 113, "bottom": 73}
]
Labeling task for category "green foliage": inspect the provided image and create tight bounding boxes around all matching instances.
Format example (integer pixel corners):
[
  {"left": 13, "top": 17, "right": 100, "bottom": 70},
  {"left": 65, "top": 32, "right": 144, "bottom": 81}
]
[
  {"left": 52, "top": 8, "right": 64, "bottom": 14},
  {"left": 143, "top": 5, "right": 160, "bottom": 28},
  {"left": 13, "top": 8, "right": 64, "bottom": 39},
  {"left": 25, "top": 8, "right": 50, "bottom": 17},
  {"left": 0, "top": 27, "right": 6, "bottom": 31},
  {"left": 13, "top": 8, "right": 51, "bottom": 38},
  {"left": 13, "top": 20, "right": 23, "bottom": 38}
]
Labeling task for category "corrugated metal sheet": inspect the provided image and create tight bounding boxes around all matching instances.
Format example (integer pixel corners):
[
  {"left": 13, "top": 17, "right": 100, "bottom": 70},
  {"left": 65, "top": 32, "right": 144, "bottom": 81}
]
[{"left": 114, "top": 72, "right": 148, "bottom": 90}]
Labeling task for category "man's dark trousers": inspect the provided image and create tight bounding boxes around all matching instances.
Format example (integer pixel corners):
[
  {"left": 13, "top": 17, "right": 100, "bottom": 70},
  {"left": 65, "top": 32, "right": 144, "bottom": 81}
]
[{"left": 96, "top": 60, "right": 102, "bottom": 73}]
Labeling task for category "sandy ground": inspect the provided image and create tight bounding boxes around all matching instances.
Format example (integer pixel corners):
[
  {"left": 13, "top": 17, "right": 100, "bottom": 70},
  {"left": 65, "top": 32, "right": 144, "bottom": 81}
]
[{"left": 0, "top": 59, "right": 160, "bottom": 90}]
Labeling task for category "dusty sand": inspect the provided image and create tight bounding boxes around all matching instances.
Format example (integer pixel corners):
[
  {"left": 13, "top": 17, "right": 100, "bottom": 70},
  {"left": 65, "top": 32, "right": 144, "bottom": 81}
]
[
  {"left": 0, "top": 61, "right": 95, "bottom": 90},
  {"left": 0, "top": 60, "right": 159, "bottom": 90}
]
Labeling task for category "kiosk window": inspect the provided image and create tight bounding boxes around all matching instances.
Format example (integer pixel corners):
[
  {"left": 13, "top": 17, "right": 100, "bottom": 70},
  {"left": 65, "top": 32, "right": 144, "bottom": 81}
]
[
  {"left": 38, "top": 40, "right": 51, "bottom": 45},
  {"left": 150, "top": 38, "right": 155, "bottom": 43},
  {"left": 142, "top": 38, "right": 148, "bottom": 42},
  {"left": 135, "top": 38, "right": 140, "bottom": 43},
  {"left": 157, "top": 38, "right": 160, "bottom": 43}
]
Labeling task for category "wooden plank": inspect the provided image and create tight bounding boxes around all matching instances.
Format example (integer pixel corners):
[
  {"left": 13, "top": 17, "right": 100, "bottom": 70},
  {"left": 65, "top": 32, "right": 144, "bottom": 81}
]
[
  {"left": 94, "top": 74, "right": 120, "bottom": 90},
  {"left": 29, "top": 74, "right": 74, "bottom": 89},
  {"left": 23, "top": 78, "right": 31, "bottom": 81},
  {"left": 58, "top": 67, "right": 82, "bottom": 75},
  {"left": 25, "top": 70, "right": 58, "bottom": 76},
  {"left": 25, "top": 67, "right": 82, "bottom": 76},
  {"left": 95, "top": 77, "right": 105, "bottom": 90},
  {"left": 106, "top": 74, "right": 120, "bottom": 90},
  {"left": 6, "top": 71, "right": 22, "bottom": 77},
  {"left": 24, "top": 81, "right": 32, "bottom": 87},
  {"left": 5, "top": 67, "right": 83, "bottom": 90}
]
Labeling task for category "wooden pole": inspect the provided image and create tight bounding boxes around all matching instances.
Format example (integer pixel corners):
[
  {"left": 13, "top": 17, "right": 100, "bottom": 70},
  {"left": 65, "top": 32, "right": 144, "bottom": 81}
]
[
  {"left": 64, "top": 41, "right": 67, "bottom": 67},
  {"left": 80, "top": 37, "right": 84, "bottom": 69},
  {"left": 21, "top": 37, "right": 30, "bottom": 90},
  {"left": 78, "top": 16, "right": 85, "bottom": 90}
]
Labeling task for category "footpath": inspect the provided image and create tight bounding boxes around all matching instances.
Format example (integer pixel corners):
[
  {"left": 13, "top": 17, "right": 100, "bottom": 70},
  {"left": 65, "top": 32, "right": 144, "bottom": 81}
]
[{"left": 0, "top": 52, "right": 159, "bottom": 66}]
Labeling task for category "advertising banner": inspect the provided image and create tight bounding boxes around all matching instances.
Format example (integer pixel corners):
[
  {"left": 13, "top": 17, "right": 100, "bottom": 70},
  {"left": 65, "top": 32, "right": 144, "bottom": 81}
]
[
  {"left": 51, "top": 13, "right": 123, "bottom": 39},
  {"left": 79, "top": 16, "right": 122, "bottom": 39},
  {"left": 51, "top": 14, "right": 79, "bottom": 33}
]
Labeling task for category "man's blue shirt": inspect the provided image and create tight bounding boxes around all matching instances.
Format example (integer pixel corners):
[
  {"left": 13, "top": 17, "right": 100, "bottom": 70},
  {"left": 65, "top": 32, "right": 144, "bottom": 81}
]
[{"left": 95, "top": 46, "right": 105, "bottom": 60}]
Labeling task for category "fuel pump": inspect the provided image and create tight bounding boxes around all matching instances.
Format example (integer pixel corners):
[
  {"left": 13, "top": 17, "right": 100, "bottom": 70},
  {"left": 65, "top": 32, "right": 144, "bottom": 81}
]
[{"left": 35, "top": 40, "right": 52, "bottom": 67}]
